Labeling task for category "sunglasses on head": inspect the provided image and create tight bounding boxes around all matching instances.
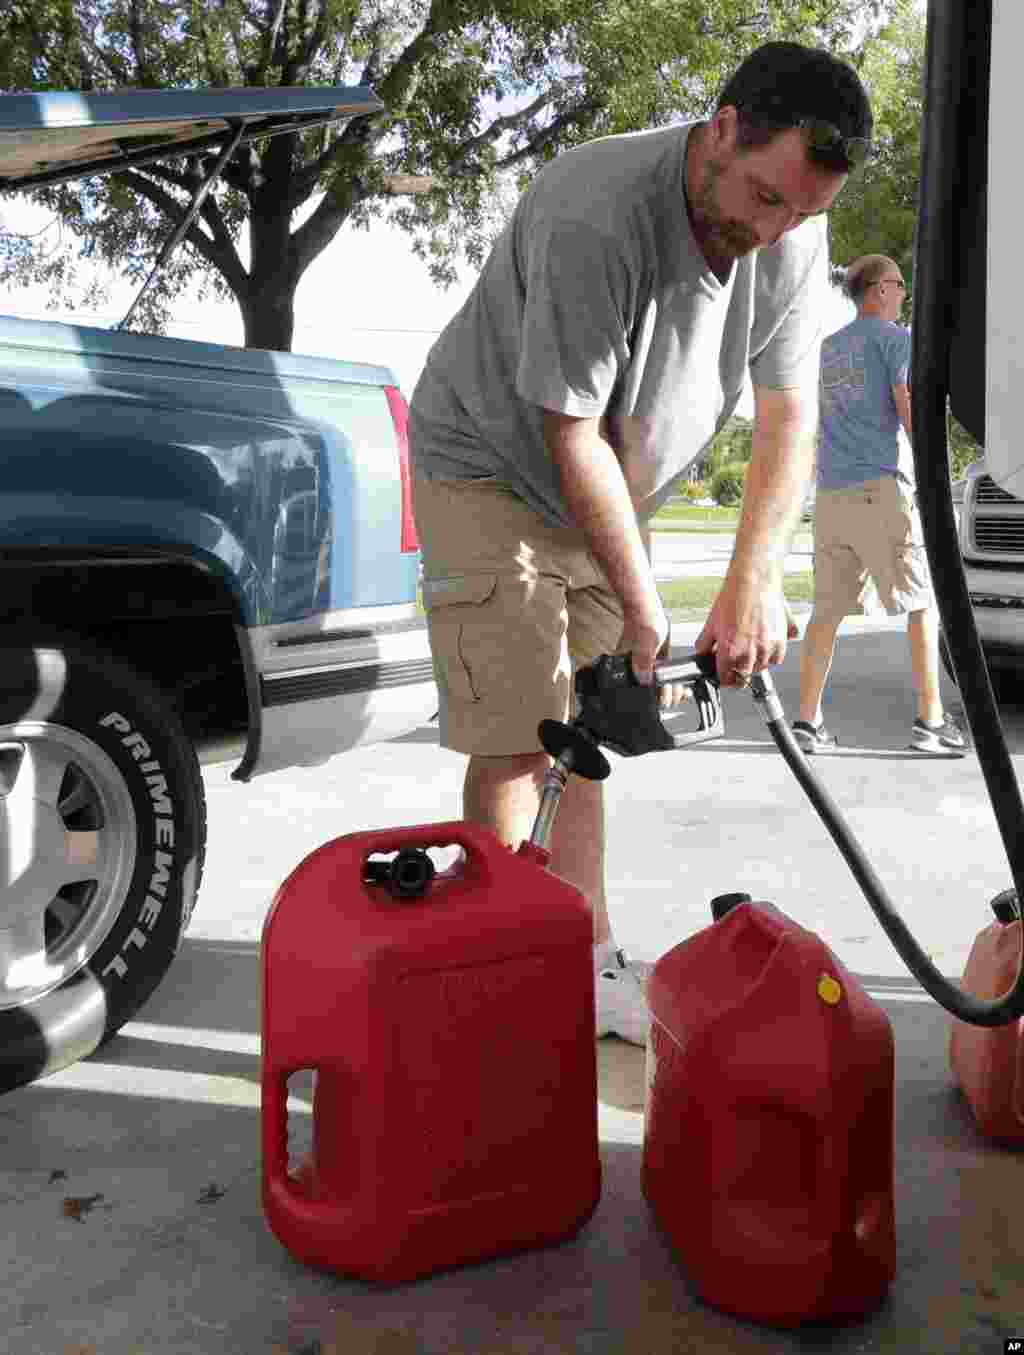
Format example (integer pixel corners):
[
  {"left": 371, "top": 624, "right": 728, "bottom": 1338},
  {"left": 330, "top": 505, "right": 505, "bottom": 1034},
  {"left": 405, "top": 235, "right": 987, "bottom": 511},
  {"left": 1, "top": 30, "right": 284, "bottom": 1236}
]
[
  {"left": 797, "top": 117, "right": 872, "bottom": 171},
  {"left": 740, "top": 104, "right": 873, "bottom": 171}
]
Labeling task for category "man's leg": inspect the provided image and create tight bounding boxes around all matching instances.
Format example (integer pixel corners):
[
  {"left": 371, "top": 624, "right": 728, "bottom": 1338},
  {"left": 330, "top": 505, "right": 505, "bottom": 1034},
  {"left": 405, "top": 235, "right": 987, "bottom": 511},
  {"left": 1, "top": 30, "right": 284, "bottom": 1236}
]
[
  {"left": 463, "top": 751, "right": 610, "bottom": 944},
  {"left": 798, "top": 615, "right": 842, "bottom": 727},
  {"left": 412, "top": 472, "right": 641, "bottom": 1037},
  {"left": 907, "top": 605, "right": 944, "bottom": 726},
  {"left": 797, "top": 487, "right": 862, "bottom": 732},
  {"left": 867, "top": 479, "right": 962, "bottom": 744},
  {"left": 464, "top": 747, "right": 650, "bottom": 1044}
]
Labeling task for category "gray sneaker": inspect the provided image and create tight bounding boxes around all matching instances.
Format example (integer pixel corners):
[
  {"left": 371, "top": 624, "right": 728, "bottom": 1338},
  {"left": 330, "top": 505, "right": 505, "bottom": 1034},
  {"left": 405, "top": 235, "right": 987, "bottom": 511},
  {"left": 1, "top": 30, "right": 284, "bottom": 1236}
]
[
  {"left": 792, "top": 720, "right": 838, "bottom": 754},
  {"left": 910, "top": 716, "right": 967, "bottom": 754}
]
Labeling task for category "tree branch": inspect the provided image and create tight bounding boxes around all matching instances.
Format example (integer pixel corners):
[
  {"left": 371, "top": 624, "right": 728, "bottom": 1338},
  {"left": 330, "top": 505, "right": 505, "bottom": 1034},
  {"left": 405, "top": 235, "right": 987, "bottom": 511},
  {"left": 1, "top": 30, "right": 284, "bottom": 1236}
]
[
  {"left": 495, "top": 99, "right": 603, "bottom": 171},
  {"left": 79, "top": 30, "right": 130, "bottom": 85},
  {"left": 446, "top": 88, "right": 559, "bottom": 175},
  {"left": 129, "top": 0, "right": 155, "bottom": 86},
  {"left": 139, "top": 150, "right": 256, "bottom": 200},
  {"left": 10, "top": 1, "right": 62, "bottom": 80},
  {"left": 217, "top": 0, "right": 249, "bottom": 80},
  {"left": 195, "top": 3, "right": 230, "bottom": 87},
  {"left": 289, "top": 132, "right": 352, "bottom": 204},
  {"left": 289, "top": 189, "right": 356, "bottom": 279},
  {"left": 130, "top": 161, "right": 244, "bottom": 258},
  {"left": 264, "top": 0, "right": 288, "bottom": 57},
  {"left": 283, "top": 0, "right": 330, "bottom": 84},
  {"left": 113, "top": 170, "right": 250, "bottom": 298},
  {"left": 372, "top": 1, "right": 457, "bottom": 113},
  {"left": 279, "top": 0, "right": 303, "bottom": 79}
]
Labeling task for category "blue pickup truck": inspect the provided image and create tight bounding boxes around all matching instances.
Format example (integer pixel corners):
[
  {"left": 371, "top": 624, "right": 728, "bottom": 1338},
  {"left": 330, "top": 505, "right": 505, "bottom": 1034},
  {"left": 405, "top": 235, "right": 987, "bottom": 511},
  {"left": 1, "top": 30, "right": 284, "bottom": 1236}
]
[{"left": 0, "top": 86, "right": 438, "bottom": 1091}]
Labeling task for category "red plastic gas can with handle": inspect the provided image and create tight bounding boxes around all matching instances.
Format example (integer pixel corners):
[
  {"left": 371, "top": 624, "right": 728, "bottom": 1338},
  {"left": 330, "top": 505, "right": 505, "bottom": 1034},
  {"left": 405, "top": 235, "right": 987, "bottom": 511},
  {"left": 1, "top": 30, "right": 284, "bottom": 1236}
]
[
  {"left": 261, "top": 820, "right": 600, "bottom": 1285},
  {"left": 642, "top": 895, "right": 895, "bottom": 1327},
  {"left": 949, "top": 892, "right": 1024, "bottom": 1143}
]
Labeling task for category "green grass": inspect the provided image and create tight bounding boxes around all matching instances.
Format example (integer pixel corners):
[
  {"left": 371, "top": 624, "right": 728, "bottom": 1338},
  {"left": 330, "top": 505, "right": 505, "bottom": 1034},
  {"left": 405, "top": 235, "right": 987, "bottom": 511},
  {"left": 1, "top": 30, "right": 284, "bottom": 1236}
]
[
  {"left": 652, "top": 501, "right": 741, "bottom": 530},
  {"left": 661, "top": 571, "right": 815, "bottom": 621},
  {"left": 417, "top": 571, "right": 816, "bottom": 621}
]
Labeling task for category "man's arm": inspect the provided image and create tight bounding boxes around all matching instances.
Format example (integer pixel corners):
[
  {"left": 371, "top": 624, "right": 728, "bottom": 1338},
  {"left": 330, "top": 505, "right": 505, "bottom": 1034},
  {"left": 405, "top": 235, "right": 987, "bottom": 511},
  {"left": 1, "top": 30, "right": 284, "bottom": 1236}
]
[
  {"left": 542, "top": 409, "right": 668, "bottom": 683},
  {"left": 893, "top": 382, "right": 912, "bottom": 441},
  {"left": 695, "top": 384, "right": 817, "bottom": 685}
]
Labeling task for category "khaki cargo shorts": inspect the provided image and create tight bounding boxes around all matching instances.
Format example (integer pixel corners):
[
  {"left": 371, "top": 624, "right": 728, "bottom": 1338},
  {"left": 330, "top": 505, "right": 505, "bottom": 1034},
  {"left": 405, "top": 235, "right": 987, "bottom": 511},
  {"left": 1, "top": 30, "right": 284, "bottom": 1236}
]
[
  {"left": 811, "top": 475, "right": 935, "bottom": 623},
  {"left": 412, "top": 475, "right": 625, "bottom": 755}
]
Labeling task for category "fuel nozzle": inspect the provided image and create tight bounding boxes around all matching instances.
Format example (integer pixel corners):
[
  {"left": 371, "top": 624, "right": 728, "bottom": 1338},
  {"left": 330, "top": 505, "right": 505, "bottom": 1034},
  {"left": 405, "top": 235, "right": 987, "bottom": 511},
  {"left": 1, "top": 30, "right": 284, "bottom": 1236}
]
[
  {"left": 524, "top": 649, "right": 723, "bottom": 857},
  {"left": 525, "top": 722, "right": 611, "bottom": 858}
]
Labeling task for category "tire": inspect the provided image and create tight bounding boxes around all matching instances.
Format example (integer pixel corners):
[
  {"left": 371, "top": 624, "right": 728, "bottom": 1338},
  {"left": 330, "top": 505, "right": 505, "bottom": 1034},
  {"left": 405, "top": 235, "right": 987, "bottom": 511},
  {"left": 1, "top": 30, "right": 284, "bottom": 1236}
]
[
  {"left": 938, "top": 629, "right": 1022, "bottom": 703},
  {"left": 0, "top": 640, "right": 206, "bottom": 1093}
]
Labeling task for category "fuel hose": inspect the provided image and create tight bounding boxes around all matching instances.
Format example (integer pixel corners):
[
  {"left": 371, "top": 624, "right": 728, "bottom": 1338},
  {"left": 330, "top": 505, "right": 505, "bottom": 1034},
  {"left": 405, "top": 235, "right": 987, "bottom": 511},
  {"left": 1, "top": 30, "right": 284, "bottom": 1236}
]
[{"left": 899, "top": 0, "right": 1024, "bottom": 1023}]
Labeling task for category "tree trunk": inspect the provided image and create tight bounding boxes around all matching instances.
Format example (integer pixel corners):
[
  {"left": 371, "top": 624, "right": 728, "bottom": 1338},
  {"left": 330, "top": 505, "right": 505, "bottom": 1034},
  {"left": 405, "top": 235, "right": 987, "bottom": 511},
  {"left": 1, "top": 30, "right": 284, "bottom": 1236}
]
[
  {"left": 244, "top": 136, "right": 301, "bottom": 352},
  {"left": 240, "top": 291, "right": 297, "bottom": 352}
]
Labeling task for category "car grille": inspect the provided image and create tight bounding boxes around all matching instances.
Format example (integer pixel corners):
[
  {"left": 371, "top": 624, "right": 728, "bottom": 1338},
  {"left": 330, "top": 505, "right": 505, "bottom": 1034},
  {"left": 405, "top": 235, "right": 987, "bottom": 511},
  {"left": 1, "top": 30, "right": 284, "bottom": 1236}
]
[
  {"left": 972, "top": 518, "right": 1024, "bottom": 553},
  {"left": 975, "top": 475, "right": 1021, "bottom": 504},
  {"left": 970, "top": 477, "right": 1024, "bottom": 556}
]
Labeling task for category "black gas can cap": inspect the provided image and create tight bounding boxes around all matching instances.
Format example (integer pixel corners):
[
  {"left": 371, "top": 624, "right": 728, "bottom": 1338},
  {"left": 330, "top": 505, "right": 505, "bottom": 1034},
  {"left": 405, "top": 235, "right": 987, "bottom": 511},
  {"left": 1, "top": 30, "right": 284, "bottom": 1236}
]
[
  {"left": 989, "top": 889, "right": 1020, "bottom": 925},
  {"left": 711, "top": 891, "right": 753, "bottom": 922}
]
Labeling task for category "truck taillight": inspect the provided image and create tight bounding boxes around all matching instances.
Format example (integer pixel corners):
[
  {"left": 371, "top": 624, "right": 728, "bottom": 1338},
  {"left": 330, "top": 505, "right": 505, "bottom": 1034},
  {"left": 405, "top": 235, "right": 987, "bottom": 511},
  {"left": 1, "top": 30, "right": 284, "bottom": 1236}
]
[{"left": 385, "top": 385, "right": 419, "bottom": 553}]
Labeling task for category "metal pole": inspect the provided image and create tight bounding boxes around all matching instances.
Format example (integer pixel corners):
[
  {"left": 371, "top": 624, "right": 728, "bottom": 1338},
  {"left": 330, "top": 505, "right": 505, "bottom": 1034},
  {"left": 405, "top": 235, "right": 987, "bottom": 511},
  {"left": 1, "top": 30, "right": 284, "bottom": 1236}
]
[{"left": 116, "top": 121, "right": 247, "bottom": 332}]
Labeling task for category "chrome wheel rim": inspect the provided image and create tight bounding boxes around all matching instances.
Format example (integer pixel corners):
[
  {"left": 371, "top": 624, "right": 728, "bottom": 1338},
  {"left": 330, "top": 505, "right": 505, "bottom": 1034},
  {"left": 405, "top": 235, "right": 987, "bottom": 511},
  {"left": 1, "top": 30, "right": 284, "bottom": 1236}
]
[{"left": 0, "top": 722, "right": 137, "bottom": 1009}]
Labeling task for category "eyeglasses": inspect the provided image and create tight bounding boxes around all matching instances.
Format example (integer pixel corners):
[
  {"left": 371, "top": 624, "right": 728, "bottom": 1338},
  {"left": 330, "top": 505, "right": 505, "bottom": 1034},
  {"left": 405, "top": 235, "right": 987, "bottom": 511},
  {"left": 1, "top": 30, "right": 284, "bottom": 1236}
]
[
  {"left": 797, "top": 118, "right": 873, "bottom": 171},
  {"left": 870, "top": 277, "right": 907, "bottom": 291}
]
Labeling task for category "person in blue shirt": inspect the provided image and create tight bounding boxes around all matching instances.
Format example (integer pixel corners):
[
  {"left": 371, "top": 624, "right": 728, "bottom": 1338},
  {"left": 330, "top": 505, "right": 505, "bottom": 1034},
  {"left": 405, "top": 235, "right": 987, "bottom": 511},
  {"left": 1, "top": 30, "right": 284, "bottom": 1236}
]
[{"left": 793, "top": 254, "right": 966, "bottom": 754}]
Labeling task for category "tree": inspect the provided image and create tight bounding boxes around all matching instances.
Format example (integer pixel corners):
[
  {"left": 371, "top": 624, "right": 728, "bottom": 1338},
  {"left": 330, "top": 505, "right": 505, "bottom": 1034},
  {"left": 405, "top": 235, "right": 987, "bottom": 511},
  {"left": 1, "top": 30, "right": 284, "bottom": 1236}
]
[
  {"left": 707, "top": 415, "right": 753, "bottom": 472},
  {"left": 828, "top": 0, "right": 923, "bottom": 292},
  {"left": 948, "top": 410, "right": 982, "bottom": 480},
  {"left": 1, "top": 0, "right": 891, "bottom": 352}
]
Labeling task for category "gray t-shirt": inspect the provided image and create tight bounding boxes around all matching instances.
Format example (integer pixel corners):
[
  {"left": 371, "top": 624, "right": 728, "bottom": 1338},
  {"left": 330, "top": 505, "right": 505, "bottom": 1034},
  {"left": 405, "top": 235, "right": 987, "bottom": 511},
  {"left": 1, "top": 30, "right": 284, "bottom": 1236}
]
[
  {"left": 410, "top": 121, "right": 829, "bottom": 527},
  {"left": 817, "top": 315, "right": 911, "bottom": 489}
]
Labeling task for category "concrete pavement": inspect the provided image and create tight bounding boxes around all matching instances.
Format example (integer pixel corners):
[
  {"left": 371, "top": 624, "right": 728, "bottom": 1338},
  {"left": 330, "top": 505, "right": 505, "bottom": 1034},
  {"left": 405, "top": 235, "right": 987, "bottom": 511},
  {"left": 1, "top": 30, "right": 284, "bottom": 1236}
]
[{"left": 3, "top": 615, "right": 1024, "bottom": 1354}]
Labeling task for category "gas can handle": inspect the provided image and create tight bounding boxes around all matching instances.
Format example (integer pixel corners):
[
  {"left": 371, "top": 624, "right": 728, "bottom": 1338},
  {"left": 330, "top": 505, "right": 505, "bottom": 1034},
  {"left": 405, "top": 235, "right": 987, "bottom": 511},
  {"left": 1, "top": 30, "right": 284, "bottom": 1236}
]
[
  {"left": 262, "top": 1064, "right": 308, "bottom": 1199},
  {"left": 358, "top": 820, "right": 498, "bottom": 882}
]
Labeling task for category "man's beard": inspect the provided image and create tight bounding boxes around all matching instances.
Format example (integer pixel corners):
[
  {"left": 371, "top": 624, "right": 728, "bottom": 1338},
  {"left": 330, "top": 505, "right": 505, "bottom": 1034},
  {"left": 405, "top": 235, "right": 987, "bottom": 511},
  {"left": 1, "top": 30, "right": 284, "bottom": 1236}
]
[{"left": 690, "top": 157, "right": 759, "bottom": 260}]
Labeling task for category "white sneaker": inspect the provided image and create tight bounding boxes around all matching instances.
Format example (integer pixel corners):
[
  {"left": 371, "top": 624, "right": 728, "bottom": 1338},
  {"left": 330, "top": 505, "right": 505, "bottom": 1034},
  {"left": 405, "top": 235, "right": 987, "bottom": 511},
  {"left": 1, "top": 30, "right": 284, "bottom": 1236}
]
[{"left": 594, "top": 947, "right": 650, "bottom": 1047}]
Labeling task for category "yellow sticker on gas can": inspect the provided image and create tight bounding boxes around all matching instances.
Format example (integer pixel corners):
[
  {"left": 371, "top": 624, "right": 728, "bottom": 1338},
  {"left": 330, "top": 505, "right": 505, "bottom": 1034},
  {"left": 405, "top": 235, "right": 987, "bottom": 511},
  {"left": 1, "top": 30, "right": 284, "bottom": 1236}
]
[{"left": 817, "top": 974, "right": 843, "bottom": 1005}]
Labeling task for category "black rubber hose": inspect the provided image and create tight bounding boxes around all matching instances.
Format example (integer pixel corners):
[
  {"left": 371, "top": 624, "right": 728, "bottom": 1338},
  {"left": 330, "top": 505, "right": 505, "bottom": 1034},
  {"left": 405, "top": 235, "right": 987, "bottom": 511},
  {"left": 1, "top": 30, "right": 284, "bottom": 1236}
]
[
  {"left": 751, "top": 674, "right": 1023, "bottom": 1025},
  {"left": 906, "top": 0, "right": 1024, "bottom": 1022}
]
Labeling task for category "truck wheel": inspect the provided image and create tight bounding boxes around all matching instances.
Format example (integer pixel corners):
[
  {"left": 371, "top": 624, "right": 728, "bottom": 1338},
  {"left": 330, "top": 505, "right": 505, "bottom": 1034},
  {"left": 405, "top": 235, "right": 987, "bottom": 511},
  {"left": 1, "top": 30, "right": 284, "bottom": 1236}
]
[
  {"left": 938, "top": 631, "right": 1020, "bottom": 702},
  {"left": 0, "top": 641, "right": 206, "bottom": 1093}
]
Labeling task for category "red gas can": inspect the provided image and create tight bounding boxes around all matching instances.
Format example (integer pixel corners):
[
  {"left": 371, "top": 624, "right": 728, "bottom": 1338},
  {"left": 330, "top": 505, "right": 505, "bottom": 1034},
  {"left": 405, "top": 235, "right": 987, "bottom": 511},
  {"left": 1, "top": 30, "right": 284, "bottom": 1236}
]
[
  {"left": 261, "top": 820, "right": 600, "bottom": 1285},
  {"left": 642, "top": 895, "right": 895, "bottom": 1327},
  {"left": 949, "top": 892, "right": 1024, "bottom": 1144}
]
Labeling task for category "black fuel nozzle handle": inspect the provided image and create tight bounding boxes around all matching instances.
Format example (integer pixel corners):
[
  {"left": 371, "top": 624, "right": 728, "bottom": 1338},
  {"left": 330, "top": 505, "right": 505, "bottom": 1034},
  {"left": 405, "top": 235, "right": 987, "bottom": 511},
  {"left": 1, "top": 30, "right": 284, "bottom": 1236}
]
[
  {"left": 566, "top": 649, "right": 723, "bottom": 758},
  {"left": 528, "top": 648, "right": 722, "bottom": 854}
]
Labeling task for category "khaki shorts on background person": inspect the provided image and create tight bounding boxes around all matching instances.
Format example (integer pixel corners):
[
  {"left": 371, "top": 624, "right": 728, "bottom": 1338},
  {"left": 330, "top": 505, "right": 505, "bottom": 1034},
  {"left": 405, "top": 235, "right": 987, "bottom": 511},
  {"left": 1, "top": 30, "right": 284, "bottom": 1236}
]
[
  {"left": 412, "top": 475, "right": 626, "bottom": 756},
  {"left": 810, "top": 475, "right": 934, "bottom": 623}
]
